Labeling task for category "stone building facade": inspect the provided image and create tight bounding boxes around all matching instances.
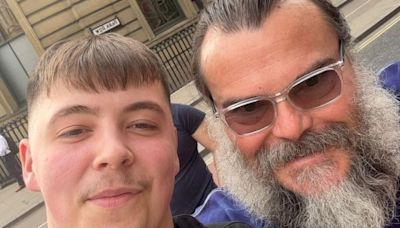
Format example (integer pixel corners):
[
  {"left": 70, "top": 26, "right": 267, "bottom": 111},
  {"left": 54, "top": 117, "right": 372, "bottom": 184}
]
[{"left": 0, "top": 0, "right": 205, "bottom": 117}]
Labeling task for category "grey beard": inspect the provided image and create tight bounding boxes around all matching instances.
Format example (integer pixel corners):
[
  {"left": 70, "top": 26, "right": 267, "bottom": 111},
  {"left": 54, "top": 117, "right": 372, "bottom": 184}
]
[{"left": 208, "top": 61, "right": 400, "bottom": 228}]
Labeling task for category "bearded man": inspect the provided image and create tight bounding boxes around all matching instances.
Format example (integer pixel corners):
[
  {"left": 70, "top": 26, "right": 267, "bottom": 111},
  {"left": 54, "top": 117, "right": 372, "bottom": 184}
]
[{"left": 191, "top": 0, "right": 400, "bottom": 228}]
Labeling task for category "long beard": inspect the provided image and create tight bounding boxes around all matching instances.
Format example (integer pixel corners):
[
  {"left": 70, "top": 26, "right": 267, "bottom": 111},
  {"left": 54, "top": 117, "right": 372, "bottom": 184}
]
[{"left": 208, "top": 61, "right": 400, "bottom": 228}]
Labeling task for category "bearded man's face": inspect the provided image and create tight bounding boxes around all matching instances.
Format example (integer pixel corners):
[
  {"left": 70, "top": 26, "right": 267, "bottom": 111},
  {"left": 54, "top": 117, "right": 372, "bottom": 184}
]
[
  {"left": 207, "top": 62, "right": 400, "bottom": 227},
  {"left": 201, "top": 2, "right": 400, "bottom": 227}
]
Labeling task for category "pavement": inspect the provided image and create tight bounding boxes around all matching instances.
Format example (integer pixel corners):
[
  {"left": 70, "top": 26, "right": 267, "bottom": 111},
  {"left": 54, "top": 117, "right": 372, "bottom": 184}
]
[
  {"left": 357, "top": 13, "right": 400, "bottom": 71},
  {"left": 0, "top": 182, "right": 43, "bottom": 228}
]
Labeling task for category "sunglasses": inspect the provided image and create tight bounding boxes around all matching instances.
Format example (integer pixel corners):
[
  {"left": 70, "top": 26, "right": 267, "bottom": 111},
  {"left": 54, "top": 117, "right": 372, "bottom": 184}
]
[{"left": 216, "top": 42, "right": 345, "bottom": 136}]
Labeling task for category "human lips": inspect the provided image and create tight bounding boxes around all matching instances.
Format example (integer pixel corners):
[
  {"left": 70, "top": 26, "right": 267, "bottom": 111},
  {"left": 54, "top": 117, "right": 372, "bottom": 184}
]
[
  {"left": 87, "top": 187, "right": 142, "bottom": 208},
  {"left": 286, "top": 152, "right": 327, "bottom": 169}
]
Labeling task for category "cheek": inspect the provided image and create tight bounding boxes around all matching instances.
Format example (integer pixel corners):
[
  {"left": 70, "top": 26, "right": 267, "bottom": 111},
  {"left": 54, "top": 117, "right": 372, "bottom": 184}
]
[
  {"left": 35, "top": 143, "right": 93, "bottom": 221},
  {"left": 134, "top": 138, "right": 177, "bottom": 210},
  {"left": 312, "top": 88, "right": 355, "bottom": 127},
  {"left": 135, "top": 138, "right": 177, "bottom": 181},
  {"left": 36, "top": 144, "right": 90, "bottom": 200},
  {"left": 231, "top": 130, "right": 268, "bottom": 160}
]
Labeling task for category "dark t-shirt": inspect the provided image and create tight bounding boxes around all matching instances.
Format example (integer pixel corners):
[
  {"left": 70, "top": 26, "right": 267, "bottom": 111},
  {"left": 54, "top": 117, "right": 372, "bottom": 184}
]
[
  {"left": 386, "top": 187, "right": 400, "bottom": 227},
  {"left": 171, "top": 104, "right": 217, "bottom": 215},
  {"left": 174, "top": 215, "right": 251, "bottom": 228}
]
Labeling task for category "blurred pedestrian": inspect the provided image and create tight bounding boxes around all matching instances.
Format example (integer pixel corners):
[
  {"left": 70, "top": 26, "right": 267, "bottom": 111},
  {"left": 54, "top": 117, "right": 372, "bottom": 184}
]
[
  {"left": 171, "top": 103, "right": 217, "bottom": 215},
  {"left": 0, "top": 131, "right": 25, "bottom": 191}
]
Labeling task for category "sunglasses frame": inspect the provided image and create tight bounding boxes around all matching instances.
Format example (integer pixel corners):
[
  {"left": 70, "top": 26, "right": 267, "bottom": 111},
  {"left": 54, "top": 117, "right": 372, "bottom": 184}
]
[{"left": 216, "top": 41, "right": 345, "bottom": 136}]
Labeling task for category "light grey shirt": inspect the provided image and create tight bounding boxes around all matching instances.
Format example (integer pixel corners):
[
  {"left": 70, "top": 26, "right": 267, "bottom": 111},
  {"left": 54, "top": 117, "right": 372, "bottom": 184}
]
[{"left": 0, "top": 134, "right": 10, "bottom": 156}]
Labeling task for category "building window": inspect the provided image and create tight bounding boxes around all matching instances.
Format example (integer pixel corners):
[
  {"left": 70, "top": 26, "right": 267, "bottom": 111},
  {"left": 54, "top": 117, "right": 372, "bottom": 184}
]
[{"left": 137, "top": 0, "right": 185, "bottom": 34}]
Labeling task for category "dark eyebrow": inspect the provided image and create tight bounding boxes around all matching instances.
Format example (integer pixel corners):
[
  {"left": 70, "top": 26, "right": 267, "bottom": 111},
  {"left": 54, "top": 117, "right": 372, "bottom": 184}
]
[
  {"left": 49, "top": 102, "right": 166, "bottom": 125},
  {"left": 49, "top": 105, "right": 98, "bottom": 125},
  {"left": 295, "top": 57, "right": 336, "bottom": 80},
  {"left": 221, "top": 98, "right": 248, "bottom": 109},
  {"left": 122, "top": 101, "right": 165, "bottom": 115},
  {"left": 220, "top": 57, "right": 336, "bottom": 109}
]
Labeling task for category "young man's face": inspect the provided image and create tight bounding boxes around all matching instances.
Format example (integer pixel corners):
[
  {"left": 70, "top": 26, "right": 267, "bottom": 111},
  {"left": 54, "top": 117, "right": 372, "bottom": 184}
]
[
  {"left": 200, "top": 2, "right": 358, "bottom": 196},
  {"left": 19, "top": 81, "right": 178, "bottom": 228}
]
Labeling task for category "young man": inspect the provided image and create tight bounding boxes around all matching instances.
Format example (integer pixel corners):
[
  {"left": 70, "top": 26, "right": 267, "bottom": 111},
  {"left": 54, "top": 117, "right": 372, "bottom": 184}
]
[
  {"left": 192, "top": 0, "right": 400, "bottom": 227},
  {"left": 19, "top": 33, "right": 248, "bottom": 228}
]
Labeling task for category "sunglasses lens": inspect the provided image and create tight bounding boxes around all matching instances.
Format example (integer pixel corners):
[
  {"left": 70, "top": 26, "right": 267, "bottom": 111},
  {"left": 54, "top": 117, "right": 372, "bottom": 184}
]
[
  {"left": 288, "top": 69, "right": 341, "bottom": 109},
  {"left": 224, "top": 99, "right": 275, "bottom": 135}
]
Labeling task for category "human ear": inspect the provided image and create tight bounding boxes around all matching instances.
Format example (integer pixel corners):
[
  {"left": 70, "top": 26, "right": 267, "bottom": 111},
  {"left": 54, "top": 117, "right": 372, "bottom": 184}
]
[{"left": 19, "top": 139, "right": 40, "bottom": 191}]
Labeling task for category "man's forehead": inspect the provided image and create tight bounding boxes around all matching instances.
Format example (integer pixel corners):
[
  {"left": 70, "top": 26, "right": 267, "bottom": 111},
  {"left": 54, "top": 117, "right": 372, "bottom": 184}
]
[
  {"left": 200, "top": 0, "right": 326, "bottom": 56},
  {"left": 206, "top": 7, "right": 324, "bottom": 60}
]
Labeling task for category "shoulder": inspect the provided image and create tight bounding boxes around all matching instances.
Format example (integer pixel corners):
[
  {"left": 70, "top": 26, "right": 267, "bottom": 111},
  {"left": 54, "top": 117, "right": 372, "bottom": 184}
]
[
  {"left": 173, "top": 215, "right": 251, "bottom": 228},
  {"left": 173, "top": 214, "right": 206, "bottom": 228},
  {"left": 193, "top": 188, "right": 244, "bottom": 216},
  {"left": 206, "top": 222, "right": 252, "bottom": 228},
  {"left": 172, "top": 103, "right": 205, "bottom": 129},
  {"left": 172, "top": 103, "right": 204, "bottom": 115},
  {"left": 194, "top": 188, "right": 269, "bottom": 228}
]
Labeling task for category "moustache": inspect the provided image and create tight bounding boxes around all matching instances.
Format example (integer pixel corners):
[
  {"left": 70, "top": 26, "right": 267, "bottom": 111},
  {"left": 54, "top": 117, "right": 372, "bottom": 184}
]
[
  {"left": 80, "top": 172, "right": 149, "bottom": 201},
  {"left": 256, "top": 123, "right": 355, "bottom": 171}
]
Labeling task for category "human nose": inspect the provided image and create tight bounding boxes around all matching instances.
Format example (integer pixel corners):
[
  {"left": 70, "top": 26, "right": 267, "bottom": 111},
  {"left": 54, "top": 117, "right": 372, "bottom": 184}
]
[
  {"left": 92, "top": 130, "right": 134, "bottom": 170},
  {"left": 271, "top": 100, "right": 312, "bottom": 141}
]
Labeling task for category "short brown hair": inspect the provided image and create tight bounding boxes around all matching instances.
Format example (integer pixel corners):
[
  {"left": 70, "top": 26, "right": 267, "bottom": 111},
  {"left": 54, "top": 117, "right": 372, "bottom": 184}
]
[{"left": 27, "top": 33, "right": 170, "bottom": 115}]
